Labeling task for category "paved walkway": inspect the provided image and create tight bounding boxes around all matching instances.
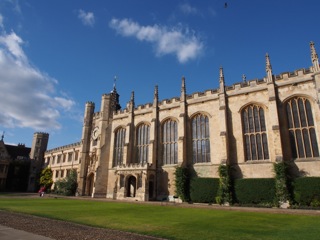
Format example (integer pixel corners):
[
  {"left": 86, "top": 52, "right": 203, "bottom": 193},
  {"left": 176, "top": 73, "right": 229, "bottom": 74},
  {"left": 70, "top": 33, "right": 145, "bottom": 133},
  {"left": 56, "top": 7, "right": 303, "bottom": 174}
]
[{"left": 0, "top": 224, "right": 54, "bottom": 240}]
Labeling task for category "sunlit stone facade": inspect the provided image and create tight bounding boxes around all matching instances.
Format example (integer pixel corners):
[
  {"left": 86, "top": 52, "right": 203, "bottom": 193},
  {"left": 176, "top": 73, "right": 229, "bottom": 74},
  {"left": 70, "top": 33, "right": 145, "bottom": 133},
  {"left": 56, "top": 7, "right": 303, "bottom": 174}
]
[{"left": 45, "top": 42, "right": 320, "bottom": 201}]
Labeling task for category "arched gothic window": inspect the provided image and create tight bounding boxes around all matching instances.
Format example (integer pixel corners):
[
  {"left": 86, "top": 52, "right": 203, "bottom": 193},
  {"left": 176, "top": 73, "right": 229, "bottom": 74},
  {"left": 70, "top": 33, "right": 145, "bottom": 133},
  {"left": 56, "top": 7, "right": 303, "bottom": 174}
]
[
  {"left": 242, "top": 105, "right": 269, "bottom": 161},
  {"left": 192, "top": 114, "right": 210, "bottom": 163},
  {"left": 136, "top": 124, "right": 150, "bottom": 164},
  {"left": 113, "top": 128, "right": 126, "bottom": 167},
  {"left": 286, "top": 97, "right": 319, "bottom": 159},
  {"left": 162, "top": 119, "right": 178, "bottom": 165}
]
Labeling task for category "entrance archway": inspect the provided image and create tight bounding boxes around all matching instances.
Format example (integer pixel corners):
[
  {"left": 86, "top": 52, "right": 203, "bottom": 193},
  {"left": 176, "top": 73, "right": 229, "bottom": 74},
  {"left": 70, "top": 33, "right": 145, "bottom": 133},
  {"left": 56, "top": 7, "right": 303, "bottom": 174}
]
[
  {"left": 148, "top": 174, "right": 155, "bottom": 200},
  {"left": 148, "top": 181, "right": 154, "bottom": 199},
  {"left": 126, "top": 176, "right": 136, "bottom": 197},
  {"left": 86, "top": 173, "right": 94, "bottom": 196}
]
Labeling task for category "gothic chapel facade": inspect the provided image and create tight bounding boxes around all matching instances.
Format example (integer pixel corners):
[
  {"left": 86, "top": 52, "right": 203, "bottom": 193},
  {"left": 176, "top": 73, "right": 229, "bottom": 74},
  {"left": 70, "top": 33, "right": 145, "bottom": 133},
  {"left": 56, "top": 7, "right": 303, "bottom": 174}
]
[{"left": 45, "top": 42, "right": 320, "bottom": 201}]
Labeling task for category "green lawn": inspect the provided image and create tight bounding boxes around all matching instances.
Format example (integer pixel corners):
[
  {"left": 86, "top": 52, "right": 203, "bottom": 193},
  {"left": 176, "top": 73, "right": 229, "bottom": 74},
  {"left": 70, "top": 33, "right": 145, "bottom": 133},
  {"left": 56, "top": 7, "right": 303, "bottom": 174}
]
[{"left": 0, "top": 196, "right": 319, "bottom": 240}]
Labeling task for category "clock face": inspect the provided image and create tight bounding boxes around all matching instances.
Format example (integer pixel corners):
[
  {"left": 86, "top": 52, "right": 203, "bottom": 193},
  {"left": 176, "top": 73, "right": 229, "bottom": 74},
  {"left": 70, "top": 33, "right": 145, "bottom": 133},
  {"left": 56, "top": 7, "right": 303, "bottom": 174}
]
[{"left": 92, "top": 127, "right": 99, "bottom": 140}]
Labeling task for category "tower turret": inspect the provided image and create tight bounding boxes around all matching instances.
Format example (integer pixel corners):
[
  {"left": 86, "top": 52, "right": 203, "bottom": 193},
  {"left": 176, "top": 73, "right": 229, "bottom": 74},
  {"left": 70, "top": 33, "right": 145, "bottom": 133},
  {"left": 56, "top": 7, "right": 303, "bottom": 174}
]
[
  {"left": 28, "top": 132, "right": 49, "bottom": 192},
  {"left": 78, "top": 101, "right": 95, "bottom": 195}
]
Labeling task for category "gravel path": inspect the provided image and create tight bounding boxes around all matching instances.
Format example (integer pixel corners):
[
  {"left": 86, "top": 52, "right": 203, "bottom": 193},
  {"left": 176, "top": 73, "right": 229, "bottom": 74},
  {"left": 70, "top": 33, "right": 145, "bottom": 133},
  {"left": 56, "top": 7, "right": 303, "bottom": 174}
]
[{"left": 0, "top": 210, "right": 166, "bottom": 240}]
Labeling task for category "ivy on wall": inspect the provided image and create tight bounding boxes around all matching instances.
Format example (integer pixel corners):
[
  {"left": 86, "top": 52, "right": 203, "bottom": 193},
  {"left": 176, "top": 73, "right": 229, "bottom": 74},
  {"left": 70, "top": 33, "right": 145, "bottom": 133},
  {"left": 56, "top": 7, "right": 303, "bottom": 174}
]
[
  {"left": 216, "top": 164, "right": 232, "bottom": 205},
  {"left": 273, "top": 162, "right": 290, "bottom": 206}
]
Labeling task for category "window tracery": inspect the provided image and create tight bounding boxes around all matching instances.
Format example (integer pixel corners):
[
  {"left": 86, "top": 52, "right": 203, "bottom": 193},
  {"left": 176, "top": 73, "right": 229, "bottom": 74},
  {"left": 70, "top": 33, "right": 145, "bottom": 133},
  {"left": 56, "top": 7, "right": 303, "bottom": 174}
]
[
  {"left": 286, "top": 97, "right": 319, "bottom": 159},
  {"left": 136, "top": 124, "right": 150, "bottom": 164},
  {"left": 192, "top": 113, "right": 210, "bottom": 163},
  {"left": 113, "top": 128, "right": 126, "bottom": 167},
  {"left": 162, "top": 119, "right": 178, "bottom": 165},
  {"left": 242, "top": 104, "right": 269, "bottom": 161}
]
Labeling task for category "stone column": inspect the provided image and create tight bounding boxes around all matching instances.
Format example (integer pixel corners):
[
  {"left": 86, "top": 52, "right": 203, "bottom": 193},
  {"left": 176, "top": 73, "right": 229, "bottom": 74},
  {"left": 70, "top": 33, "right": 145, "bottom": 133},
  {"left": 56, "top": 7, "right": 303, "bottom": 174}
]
[
  {"left": 218, "top": 67, "right": 229, "bottom": 164},
  {"left": 265, "top": 54, "right": 283, "bottom": 162}
]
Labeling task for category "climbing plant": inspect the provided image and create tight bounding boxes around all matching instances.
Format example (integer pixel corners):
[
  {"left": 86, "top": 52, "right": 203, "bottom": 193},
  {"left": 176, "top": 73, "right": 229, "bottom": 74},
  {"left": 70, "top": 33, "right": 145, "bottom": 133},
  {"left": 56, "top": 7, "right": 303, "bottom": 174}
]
[
  {"left": 216, "top": 164, "right": 232, "bottom": 205},
  {"left": 273, "top": 161, "right": 290, "bottom": 207}
]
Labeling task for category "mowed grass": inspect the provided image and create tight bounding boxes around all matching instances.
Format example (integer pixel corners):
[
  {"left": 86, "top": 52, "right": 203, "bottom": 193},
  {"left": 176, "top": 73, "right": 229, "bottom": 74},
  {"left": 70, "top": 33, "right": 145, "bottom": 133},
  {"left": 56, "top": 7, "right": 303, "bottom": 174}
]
[{"left": 0, "top": 196, "right": 319, "bottom": 240}]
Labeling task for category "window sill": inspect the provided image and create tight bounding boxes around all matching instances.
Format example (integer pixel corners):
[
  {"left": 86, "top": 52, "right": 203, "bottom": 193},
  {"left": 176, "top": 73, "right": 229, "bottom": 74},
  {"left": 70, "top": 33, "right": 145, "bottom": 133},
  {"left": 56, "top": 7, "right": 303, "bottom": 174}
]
[
  {"left": 293, "top": 158, "right": 320, "bottom": 162},
  {"left": 193, "top": 162, "right": 213, "bottom": 166},
  {"left": 161, "top": 164, "right": 178, "bottom": 168},
  {"left": 243, "top": 160, "right": 271, "bottom": 164}
]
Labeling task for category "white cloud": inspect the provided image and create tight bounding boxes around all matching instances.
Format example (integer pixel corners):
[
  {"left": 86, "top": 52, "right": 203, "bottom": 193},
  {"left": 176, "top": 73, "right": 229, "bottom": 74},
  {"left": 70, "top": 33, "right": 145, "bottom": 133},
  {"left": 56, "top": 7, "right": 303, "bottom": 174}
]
[
  {"left": 179, "top": 3, "right": 198, "bottom": 15},
  {"left": 109, "top": 18, "right": 203, "bottom": 63},
  {"left": 0, "top": 30, "right": 75, "bottom": 131},
  {"left": 78, "top": 9, "right": 95, "bottom": 27}
]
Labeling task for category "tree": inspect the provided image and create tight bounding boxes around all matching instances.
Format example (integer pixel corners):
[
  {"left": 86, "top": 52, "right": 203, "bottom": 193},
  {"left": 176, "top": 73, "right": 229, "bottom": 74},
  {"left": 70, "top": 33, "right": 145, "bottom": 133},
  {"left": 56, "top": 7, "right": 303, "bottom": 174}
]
[
  {"left": 54, "top": 169, "right": 78, "bottom": 196},
  {"left": 39, "top": 167, "right": 53, "bottom": 191}
]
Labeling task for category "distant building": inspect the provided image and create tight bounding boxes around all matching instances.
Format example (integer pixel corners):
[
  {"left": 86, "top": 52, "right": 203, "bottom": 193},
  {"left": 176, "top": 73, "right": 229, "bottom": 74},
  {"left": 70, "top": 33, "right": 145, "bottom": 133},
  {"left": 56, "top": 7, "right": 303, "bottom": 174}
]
[
  {"left": 44, "top": 41, "right": 320, "bottom": 201},
  {"left": 0, "top": 133, "right": 48, "bottom": 192},
  {"left": 44, "top": 142, "right": 81, "bottom": 189}
]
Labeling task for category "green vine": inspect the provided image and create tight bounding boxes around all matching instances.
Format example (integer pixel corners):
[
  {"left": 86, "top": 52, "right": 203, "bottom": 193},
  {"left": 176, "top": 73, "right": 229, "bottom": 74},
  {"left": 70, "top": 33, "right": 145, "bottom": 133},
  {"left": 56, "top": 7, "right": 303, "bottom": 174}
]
[
  {"left": 273, "top": 162, "right": 289, "bottom": 207},
  {"left": 174, "top": 166, "right": 190, "bottom": 202},
  {"left": 216, "top": 164, "right": 232, "bottom": 205}
]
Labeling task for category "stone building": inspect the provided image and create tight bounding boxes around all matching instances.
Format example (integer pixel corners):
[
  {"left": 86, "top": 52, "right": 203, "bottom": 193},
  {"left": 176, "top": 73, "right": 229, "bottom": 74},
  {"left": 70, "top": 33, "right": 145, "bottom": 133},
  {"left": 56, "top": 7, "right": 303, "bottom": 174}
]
[
  {"left": 27, "top": 132, "right": 49, "bottom": 192},
  {"left": 0, "top": 132, "right": 48, "bottom": 192},
  {"left": 44, "top": 142, "right": 81, "bottom": 189},
  {"left": 44, "top": 41, "right": 320, "bottom": 201}
]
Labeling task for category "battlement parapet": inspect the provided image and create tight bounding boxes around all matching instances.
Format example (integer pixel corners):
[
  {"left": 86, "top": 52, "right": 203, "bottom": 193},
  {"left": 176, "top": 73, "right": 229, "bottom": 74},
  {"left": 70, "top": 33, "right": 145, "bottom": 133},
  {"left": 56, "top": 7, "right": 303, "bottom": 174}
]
[
  {"left": 275, "top": 67, "right": 312, "bottom": 81},
  {"left": 86, "top": 101, "right": 95, "bottom": 106},
  {"left": 114, "top": 108, "right": 129, "bottom": 115},
  {"left": 93, "top": 111, "right": 101, "bottom": 119},
  {"left": 34, "top": 132, "right": 49, "bottom": 136},
  {"left": 159, "top": 97, "right": 180, "bottom": 105},
  {"left": 186, "top": 89, "right": 219, "bottom": 101},
  {"left": 45, "top": 142, "right": 81, "bottom": 154},
  {"left": 135, "top": 103, "right": 152, "bottom": 111}
]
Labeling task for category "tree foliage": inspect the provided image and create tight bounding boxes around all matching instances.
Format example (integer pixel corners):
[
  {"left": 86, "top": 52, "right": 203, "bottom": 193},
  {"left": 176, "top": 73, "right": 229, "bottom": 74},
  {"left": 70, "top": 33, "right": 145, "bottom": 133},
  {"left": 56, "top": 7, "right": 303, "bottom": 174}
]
[
  {"left": 39, "top": 167, "right": 53, "bottom": 191},
  {"left": 54, "top": 169, "right": 78, "bottom": 196}
]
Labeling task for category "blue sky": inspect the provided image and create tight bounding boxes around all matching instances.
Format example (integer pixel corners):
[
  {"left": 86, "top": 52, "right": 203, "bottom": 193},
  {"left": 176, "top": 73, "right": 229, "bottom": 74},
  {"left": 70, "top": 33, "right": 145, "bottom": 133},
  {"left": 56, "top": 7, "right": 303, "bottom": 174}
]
[{"left": 0, "top": 0, "right": 319, "bottom": 149}]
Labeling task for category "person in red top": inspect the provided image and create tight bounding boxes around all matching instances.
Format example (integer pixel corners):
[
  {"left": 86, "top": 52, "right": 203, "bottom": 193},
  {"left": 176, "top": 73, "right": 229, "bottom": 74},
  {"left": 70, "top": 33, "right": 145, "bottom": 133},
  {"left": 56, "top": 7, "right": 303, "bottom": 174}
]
[{"left": 38, "top": 186, "right": 46, "bottom": 197}]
